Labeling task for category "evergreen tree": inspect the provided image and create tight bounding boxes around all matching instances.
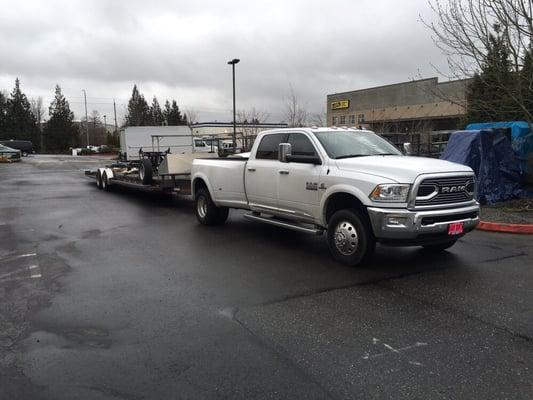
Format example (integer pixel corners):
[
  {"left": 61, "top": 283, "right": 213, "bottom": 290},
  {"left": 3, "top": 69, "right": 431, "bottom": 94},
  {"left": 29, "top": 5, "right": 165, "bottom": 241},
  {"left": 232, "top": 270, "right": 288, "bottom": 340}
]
[
  {"left": 4, "top": 78, "right": 39, "bottom": 144},
  {"left": 466, "top": 31, "right": 521, "bottom": 123},
  {"left": 150, "top": 97, "right": 165, "bottom": 126},
  {"left": 44, "top": 85, "right": 79, "bottom": 152},
  {"left": 124, "top": 85, "right": 150, "bottom": 126},
  {"left": 521, "top": 48, "right": 533, "bottom": 119},
  {"left": 0, "top": 91, "right": 7, "bottom": 139},
  {"left": 164, "top": 99, "right": 185, "bottom": 125}
]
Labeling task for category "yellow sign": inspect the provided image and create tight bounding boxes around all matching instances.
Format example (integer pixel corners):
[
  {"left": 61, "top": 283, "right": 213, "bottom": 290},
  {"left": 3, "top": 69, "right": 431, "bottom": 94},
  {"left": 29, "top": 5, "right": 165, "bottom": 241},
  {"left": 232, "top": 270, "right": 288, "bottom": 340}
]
[{"left": 331, "top": 100, "right": 349, "bottom": 110}]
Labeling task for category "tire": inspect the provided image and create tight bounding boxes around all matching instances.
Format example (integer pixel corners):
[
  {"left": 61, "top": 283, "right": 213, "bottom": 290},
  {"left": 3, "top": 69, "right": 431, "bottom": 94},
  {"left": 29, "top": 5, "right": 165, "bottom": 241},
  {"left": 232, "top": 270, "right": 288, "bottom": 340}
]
[
  {"left": 195, "top": 188, "right": 228, "bottom": 226},
  {"left": 102, "top": 171, "right": 110, "bottom": 192},
  {"left": 139, "top": 159, "right": 153, "bottom": 184},
  {"left": 22, "top": 151, "right": 28, "bottom": 157},
  {"left": 327, "top": 208, "right": 375, "bottom": 267},
  {"left": 422, "top": 240, "right": 457, "bottom": 252},
  {"left": 96, "top": 171, "right": 103, "bottom": 189}
]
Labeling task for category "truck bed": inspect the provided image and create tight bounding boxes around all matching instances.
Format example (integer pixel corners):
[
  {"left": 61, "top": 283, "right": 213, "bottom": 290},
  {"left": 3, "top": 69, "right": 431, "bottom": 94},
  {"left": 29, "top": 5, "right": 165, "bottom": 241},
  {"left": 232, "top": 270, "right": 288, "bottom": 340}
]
[{"left": 192, "top": 157, "right": 248, "bottom": 206}]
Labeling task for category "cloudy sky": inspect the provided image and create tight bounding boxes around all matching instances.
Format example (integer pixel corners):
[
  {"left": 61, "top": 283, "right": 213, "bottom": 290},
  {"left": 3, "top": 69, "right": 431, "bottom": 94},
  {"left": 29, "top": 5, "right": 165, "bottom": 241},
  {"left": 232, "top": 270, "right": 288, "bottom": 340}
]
[{"left": 0, "top": 0, "right": 449, "bottom": 124}]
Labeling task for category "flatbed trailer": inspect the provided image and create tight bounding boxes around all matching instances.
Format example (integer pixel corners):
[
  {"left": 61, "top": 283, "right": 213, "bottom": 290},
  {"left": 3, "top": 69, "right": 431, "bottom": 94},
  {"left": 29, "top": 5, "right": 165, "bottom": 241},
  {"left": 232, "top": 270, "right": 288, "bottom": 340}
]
[{"left": 85, "top": 160, "right": 192, "bottom": 195}]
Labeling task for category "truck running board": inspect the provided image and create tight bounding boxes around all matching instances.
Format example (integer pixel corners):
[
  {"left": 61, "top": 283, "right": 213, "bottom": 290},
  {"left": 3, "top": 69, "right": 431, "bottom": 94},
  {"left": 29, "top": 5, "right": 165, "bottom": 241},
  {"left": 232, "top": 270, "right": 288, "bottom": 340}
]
[{"left": 243, "top": 213, "right": 324, "bottom": 235}]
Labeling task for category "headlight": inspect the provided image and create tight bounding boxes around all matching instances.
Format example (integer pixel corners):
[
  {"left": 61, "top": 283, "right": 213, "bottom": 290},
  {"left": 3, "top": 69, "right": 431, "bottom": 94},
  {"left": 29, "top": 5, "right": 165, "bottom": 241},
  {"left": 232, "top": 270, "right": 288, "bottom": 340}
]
[{"left": 370, "top": 184, "right": 411, "bottom": 202}]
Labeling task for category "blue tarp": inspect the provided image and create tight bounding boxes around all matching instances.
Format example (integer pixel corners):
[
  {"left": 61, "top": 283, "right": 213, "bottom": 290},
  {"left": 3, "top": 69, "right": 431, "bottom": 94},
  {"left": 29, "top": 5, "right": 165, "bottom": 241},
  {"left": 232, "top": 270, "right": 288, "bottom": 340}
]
[
  {"left": 441, "top": 129, "right": 524, "bottom": 203},
  {"left": 466, "top": 121, "right": 533, "bottom": 175}
]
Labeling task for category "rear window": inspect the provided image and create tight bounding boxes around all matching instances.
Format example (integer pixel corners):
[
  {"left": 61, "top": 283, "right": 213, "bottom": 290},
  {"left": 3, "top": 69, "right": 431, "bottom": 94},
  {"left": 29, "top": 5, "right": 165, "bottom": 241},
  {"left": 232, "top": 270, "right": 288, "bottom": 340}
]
[{"left": 256, "top": 134, "right": 288, "bottom": 160}]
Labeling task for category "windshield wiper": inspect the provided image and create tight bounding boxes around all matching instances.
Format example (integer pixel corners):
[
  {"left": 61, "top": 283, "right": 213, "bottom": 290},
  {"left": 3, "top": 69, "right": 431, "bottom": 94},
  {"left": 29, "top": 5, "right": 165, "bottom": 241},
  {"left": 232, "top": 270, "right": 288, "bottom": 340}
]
[
  {"left": 335, "top": 154, "right": 369, "bottom": 159},
  {"left": 375, "top": 153, "right": 400, "bottom": 156}
]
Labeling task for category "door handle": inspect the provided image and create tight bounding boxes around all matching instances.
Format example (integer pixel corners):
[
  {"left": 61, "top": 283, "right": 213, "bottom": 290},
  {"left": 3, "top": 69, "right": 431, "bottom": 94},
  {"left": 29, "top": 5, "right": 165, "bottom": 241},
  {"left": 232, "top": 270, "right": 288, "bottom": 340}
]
[
  {"left": 247, "top": 168, "right": 256, "bottom": 172},
  {"left": 279, "top": 170, "right": 289, "bottom": 175}
]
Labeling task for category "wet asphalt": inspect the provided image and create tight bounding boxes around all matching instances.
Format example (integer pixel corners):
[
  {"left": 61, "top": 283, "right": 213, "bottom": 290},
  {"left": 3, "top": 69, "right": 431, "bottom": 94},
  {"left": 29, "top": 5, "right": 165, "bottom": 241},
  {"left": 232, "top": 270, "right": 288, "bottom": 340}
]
[{"left": 0, "top": 155, "right": 532, "bottom": 400}]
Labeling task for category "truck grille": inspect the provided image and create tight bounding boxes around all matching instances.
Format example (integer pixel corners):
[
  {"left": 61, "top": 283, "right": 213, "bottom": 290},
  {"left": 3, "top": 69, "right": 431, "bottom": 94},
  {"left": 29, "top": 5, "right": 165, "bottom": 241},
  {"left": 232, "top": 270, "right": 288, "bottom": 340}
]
[{"left": 415, "top": 176, "right": 475, "bottom": 206}]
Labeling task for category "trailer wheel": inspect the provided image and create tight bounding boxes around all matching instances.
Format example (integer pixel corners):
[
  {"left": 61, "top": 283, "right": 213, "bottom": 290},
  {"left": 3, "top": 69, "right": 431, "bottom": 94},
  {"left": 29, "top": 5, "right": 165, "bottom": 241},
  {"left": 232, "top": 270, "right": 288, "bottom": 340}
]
[
  {"left": 195, "top": 188, "right": 228, "bottom": 225},
  {"left": 96, "top": 171, "right": 103, "bottom": 189},
  {"left": 139, "top": 159, "right": 153, "bottom": 184},
  {"left": 102, "top": 171, "right": 110, "bottom": 192},
  {"left": 327, "top": 208, "right": 375, "bottom": 267}
]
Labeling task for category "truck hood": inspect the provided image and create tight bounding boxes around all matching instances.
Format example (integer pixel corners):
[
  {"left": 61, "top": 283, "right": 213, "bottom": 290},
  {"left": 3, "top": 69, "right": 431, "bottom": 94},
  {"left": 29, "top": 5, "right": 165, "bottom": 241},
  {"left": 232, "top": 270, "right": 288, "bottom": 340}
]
[{"left": 335, "top": 156, "right": 473, "bottom": 183}]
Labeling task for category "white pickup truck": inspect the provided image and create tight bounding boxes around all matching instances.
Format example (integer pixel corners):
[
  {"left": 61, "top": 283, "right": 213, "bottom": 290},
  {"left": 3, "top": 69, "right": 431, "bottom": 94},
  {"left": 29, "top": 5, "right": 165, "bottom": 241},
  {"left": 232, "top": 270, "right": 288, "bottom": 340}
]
[{"left": 191, "top": 127, "right": 480, "bottom": 266}]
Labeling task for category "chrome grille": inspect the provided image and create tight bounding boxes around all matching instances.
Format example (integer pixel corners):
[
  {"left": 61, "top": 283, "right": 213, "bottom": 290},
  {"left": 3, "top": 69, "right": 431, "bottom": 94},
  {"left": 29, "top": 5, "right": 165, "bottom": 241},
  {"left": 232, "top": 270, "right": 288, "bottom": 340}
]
[{"left": 415, "top": 176, "right": 475, "bottom": 206}]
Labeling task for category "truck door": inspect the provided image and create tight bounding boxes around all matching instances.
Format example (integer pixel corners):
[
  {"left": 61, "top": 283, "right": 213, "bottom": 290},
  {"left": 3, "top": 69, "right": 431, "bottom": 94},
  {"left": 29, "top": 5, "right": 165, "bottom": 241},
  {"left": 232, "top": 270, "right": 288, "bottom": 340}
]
[
  {"left": 277, "top": 133, "right": 324, "bottom": 221},
  {"left": 245, "top": 133, "right": 287, "bottom": 212}
]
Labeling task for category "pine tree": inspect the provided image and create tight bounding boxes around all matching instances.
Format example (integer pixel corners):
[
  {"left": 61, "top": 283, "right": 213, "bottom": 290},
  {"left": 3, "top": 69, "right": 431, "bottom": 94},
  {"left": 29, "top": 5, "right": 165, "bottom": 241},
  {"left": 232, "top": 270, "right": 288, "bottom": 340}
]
[
  {"left": 124, "top": 85, "right": 150, "bottom": 126},
  {"left": 150, "top": 97, "right": 165, "bottom": 126},
  {"left": 44, "top": 85, "right": 79, "bottom": 152},
  {"left": 0, "top": 91, "right": 7, "bottom": 139},
  {"left": 4, "top": 78, "right": 39, "bottom": 144},
  {"left": 165, "top": 99, "right": 185, "bottom": 125},
  {"left": 466, "top": 31, "right": 522, "bottom": 123},
  {"left": 521, "top": 48, "right": 533, "bottom": 120}
]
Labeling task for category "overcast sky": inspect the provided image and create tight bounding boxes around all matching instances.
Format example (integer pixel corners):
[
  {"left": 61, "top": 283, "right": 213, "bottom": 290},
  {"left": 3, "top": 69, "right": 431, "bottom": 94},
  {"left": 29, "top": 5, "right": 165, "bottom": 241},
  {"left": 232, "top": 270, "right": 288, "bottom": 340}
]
[{"left": 0, "top": 0, "right": 449, "bottom": 124}]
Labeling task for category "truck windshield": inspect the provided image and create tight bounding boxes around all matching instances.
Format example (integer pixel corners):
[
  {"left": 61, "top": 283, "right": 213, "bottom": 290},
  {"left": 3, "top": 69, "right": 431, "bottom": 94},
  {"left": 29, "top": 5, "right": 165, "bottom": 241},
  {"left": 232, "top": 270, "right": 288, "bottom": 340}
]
[{"left": 314, "top": 130, "right": 402, "bottom": 159}]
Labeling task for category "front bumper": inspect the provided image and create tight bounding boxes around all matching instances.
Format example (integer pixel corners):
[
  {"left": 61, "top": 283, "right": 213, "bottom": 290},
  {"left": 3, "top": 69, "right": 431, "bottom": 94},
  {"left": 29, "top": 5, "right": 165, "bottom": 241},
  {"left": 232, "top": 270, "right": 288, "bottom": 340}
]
[{"left": 367, "top": 203, "right": 480, "bottom": 245}]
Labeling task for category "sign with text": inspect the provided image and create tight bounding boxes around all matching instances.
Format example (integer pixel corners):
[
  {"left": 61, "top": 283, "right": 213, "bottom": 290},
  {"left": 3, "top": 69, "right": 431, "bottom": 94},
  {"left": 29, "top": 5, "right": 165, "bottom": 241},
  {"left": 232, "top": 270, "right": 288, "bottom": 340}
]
[{"left": 331, "top": 100, "right": 350, "bottom": 110}]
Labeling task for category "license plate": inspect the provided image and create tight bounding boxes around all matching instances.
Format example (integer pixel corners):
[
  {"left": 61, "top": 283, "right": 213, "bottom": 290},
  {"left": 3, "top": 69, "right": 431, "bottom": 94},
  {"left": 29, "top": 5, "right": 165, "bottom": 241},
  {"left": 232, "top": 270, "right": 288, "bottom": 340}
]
[{"left": 448, "top": 222, "right": 464, "bottom": 235}]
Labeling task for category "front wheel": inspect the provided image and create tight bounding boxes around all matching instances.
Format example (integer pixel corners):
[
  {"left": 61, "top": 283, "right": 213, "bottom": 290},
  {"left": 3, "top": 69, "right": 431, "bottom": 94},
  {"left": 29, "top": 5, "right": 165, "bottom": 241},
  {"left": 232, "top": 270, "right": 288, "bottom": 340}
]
[
  {"left": 422, "top": 240, "right": 457, "bottom": 252},
  {"left": 102, "top": 171, "right": 110, "bottom": 192},
  {"left": 327, "top": 208, "right": 375, "bottom": 267},
  {"left": 195, "top": 188, "right": 229, "bottom": 225}
]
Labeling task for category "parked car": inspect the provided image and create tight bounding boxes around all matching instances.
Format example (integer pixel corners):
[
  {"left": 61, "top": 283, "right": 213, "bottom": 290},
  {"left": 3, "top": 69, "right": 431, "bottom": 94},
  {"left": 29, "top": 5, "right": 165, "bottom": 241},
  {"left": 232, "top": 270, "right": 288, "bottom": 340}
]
[
  {"left": 0, "top": 144, "right": 22, "bottom": 162},
  {"left": 191, "top": 127, "right": 480, "bottom": 266},
  {"left": 0, "top": 140, "right": 33, "bottom": 156}
]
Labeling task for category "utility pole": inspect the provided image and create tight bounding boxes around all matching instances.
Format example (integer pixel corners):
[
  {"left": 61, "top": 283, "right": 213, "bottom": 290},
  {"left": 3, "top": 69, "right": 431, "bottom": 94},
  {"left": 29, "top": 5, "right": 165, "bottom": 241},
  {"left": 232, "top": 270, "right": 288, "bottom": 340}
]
[
  {"left": 37, "top": 107, "right": 43, "bottom": 152},
  {"left": 82, "top": 89, "right": 89, "bottom": 147},
  {"left": 103, "top": 115, "right": 107, "bottom": 138},
  {"left": 113, "top": 100, "right": 118, "bottom": 134},
  {"left": 227, "top": 58, "right": 240, "bottom": 153}
]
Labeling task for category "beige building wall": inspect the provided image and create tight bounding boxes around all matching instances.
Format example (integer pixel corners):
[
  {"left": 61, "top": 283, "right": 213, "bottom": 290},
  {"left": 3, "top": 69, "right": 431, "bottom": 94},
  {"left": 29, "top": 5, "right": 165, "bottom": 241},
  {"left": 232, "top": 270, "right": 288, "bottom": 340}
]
[{"left": 326, "top": 77, "right": 470, "bottom": 131}]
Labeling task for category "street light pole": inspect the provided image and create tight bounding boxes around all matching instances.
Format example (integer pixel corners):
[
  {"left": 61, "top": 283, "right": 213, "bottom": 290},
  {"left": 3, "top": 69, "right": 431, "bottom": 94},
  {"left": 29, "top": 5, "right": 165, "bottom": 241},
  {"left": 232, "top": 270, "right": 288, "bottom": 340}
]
[
  {"left": 82, "top": 89, "right": 89, "bottom": 147},
  {"left": 227, "top": 58, "right": 240, "bottom": 153},
  {"left": 103, "top": 115, "right": 107, "bottom": 137}
]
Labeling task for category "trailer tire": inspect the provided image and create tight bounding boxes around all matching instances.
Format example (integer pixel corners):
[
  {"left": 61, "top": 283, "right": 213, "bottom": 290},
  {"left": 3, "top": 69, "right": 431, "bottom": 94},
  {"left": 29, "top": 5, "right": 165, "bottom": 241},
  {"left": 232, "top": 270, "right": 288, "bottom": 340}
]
[
  {"left": 102, "top": 171, "right": 110, "bottom": 192},
  {"left": 96, "top": 171, "right": 103, "bottom": 189},
  {"left": 327, "top": 208, "right": 375, "bottom": 267},
  {"left": 139, "top": 159, "right": 153, "bottom": 184},
  {"left": 195, "top": 188, "right": 228, "bottom": 226}
]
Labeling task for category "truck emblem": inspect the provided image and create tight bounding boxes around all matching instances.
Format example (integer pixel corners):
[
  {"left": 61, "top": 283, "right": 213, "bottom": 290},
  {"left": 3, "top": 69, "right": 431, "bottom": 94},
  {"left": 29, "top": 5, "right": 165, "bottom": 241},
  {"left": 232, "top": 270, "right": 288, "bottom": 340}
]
[
  {"left": 306, "top": 182, "right": 318, "bottom": 191},
  {"left": 440, "top": 185, "right": 466, "bottom": 193}
]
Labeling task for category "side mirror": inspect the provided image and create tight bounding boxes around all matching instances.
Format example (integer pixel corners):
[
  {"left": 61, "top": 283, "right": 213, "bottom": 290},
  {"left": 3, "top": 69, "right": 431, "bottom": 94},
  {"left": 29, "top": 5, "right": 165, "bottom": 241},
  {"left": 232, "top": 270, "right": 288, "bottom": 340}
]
[
  {"left": 403, "top": 142, "right": 413, "bottom": 156},
  {"left": 278, "top": 143, "right": 292, "bottom": 162}
]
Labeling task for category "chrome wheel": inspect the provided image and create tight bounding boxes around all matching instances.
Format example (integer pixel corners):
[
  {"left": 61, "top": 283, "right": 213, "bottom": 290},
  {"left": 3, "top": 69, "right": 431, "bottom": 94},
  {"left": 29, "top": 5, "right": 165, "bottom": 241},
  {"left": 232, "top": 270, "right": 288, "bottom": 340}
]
[
  {"left": 197, "top": 195, "right": 208, "bottom": 219},
  {"left": 334, "top": 221, "right": 358, "bottom": 256}
]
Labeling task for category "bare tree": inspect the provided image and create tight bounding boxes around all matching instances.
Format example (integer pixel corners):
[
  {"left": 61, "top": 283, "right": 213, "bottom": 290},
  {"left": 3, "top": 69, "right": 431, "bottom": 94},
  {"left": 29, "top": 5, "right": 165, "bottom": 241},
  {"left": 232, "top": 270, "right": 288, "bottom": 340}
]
[
  {"left": 309, "top": 110, "right": 327, "bottom": 127},
  {"left": 283, "top": 85, "right": 308, "bottom": 127},
  {"left": 423, "top": 0, "right": 533, "bottom": 122},
  {"left": 236, "top": 107, "right": 270, "bottom": 150},
  {"left": 184, "top": 108, "right": 199, "bottom": 126}
]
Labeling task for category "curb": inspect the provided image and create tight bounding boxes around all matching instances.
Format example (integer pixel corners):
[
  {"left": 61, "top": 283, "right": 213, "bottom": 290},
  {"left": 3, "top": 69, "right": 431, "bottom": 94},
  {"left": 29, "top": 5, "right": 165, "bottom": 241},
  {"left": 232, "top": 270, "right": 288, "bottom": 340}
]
[{"left": 477, "top": 220, "right": 533, "bottom": 234}]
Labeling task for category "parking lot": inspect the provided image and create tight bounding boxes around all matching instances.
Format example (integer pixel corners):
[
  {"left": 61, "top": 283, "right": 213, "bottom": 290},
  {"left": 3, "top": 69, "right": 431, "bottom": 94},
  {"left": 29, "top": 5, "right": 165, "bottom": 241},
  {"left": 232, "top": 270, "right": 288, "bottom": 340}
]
[{"left": 1, "top": 155, "right": 532, "bottom": 399}]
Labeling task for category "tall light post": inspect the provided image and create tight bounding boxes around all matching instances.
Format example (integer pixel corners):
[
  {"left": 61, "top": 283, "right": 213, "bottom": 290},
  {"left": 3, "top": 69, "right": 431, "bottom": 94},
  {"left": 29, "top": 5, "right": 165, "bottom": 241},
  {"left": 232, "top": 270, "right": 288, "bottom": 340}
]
[
  {"left": 103, "top": 115, "right": 107, "bottom": 136},
  {"left": 82, "top": 89, "right": 89, "bottom": 147},
  {"left": 227, "top": 58, "right": 240, "bottom": 153}
]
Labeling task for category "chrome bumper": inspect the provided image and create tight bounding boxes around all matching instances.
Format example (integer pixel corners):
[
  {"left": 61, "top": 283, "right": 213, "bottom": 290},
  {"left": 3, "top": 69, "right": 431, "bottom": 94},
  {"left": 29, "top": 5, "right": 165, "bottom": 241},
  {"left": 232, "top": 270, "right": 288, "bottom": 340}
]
[{"left": 367, "top": 203, "right": 480, "bottom": 242}]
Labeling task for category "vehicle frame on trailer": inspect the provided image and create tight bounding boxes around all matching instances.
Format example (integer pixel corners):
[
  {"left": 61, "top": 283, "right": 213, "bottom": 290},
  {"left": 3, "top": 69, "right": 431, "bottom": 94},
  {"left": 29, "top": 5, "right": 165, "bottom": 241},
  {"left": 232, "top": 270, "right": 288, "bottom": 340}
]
[{"left": 85, "top": 133, "right": 196, "bottom": 195}]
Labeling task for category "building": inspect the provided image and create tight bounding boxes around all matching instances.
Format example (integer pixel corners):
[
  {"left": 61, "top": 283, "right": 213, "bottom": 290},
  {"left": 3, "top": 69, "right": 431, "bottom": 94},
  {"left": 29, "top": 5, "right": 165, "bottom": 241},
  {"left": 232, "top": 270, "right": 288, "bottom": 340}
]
[{"left": 327, "top": 77, "right": 471, "bottom": 133}]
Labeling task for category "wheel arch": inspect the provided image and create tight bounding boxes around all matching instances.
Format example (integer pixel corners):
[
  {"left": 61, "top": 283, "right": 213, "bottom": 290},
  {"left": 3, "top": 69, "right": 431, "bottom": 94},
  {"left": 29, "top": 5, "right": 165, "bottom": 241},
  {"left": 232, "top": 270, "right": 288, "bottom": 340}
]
[
  {"left": 322, "top": 187, "right": 371, "bottom": 226},
  {"left": 192, "top": 174, "right": 215, "bottom": 201}
]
